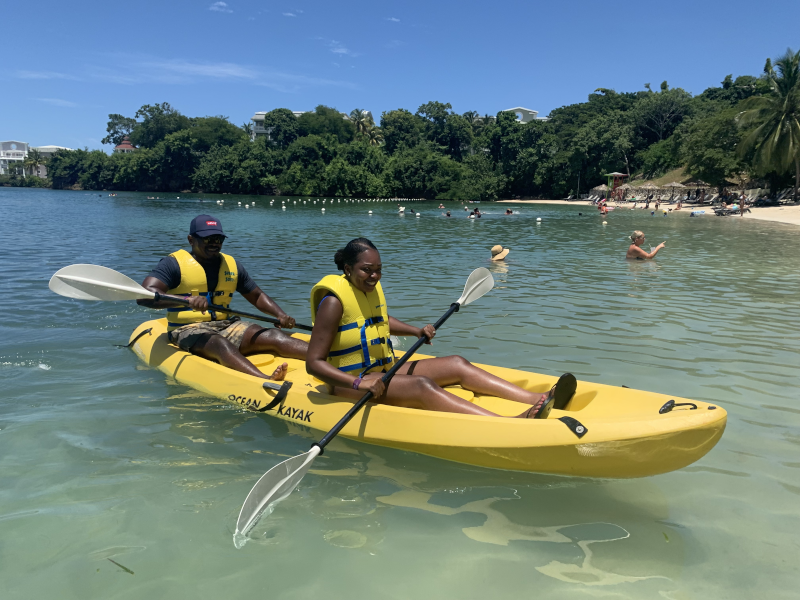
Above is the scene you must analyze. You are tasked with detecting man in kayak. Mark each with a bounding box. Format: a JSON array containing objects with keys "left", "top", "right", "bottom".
[
  {"left": 137, "top": 215, "right": 307, "bottom": 381},
  {"left": 306, "top": 237, "right": 577, "bottom": 418}
]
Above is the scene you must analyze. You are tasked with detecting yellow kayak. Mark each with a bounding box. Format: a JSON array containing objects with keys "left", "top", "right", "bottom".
[{"left": 129, "top": 318, "right": 726, "bottom": 478}]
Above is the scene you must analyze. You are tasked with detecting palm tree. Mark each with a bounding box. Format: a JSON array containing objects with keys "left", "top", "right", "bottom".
[
  {"left": 349, "top": 109, "right": 373, "bottom": 136},
  {"left": 24, "top": 149, "right": 43, "bottom": 178},
  {"left": 463, "top": 110, "right": 479, "bottom": 124},
  {"left": 738, "top": 48, "right": 800, "bottom": 201},
  {"left": 366, "top": 126, "right": 384, "bottom": 147}
]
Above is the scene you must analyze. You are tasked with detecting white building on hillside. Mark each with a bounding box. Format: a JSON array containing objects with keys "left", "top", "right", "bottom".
[
  {"left": 0, "top": 141, "right": 28, "bottom": 175},
  {"left": 31, "top": 145, "right": 72, "bottom": 178},
  {"left": 504, "top": 107, "right": 544, "bottom": 123},
  {"left": 0, "top": 142, "right": 73, "bottom": 177}
]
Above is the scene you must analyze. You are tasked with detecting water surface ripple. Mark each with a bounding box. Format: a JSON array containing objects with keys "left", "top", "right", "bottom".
[{"left": 2, "top": 188, "right": 799, "bottom": 599}]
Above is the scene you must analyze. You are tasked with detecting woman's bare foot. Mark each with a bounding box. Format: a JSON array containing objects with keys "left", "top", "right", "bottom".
[{"left": 269, "top": 362, "right": 289, "bottom": 381}]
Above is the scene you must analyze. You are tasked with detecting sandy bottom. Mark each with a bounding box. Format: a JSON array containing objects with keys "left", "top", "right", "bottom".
[{"left": 497, "top": 199, "right": 800, "bottom": 227}]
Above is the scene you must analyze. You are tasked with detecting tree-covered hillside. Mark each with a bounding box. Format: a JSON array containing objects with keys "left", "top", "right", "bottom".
[{"left": 33, "top": 48, "right": 800, "bottom": 200}]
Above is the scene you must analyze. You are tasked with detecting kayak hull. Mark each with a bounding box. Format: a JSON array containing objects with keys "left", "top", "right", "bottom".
[{"left": 129, "top": 319, "right": 726, "bottom": 478}]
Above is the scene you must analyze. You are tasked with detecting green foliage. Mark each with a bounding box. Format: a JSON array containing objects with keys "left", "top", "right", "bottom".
[
  {"left": 46, "top": 54, "right": 795, "bottom": 199},
  {"left": 380, "top": 109, "right": 421, "bottom": 154},
  {"left": 101, "top": 114, "right": 138, "bottom": 146},
  {"left": 738, "top": 48, "right": 800, "bottom": 199},
  {"left": 261, "top": 108, "right": 299, "bottom": 149},
  {"left": 684, "top": 108, "right": 748, "bottom": 188},
  {"left": 129, "top": 103, "right": 192, "bottom": 148},
  {"left": 190, "top": 116, "right": 246, "bottom": 152},
  {"left": 297, "top": 105, "right": 355, "bottom": 144}
]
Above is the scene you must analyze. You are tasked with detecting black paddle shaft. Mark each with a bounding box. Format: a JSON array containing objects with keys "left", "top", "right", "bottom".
[
  {"left": 314, "top": 302, "right": 461, "bottom": 451},
  {"left": 152, "top": 292, "right": 313, "bottom": 332}
]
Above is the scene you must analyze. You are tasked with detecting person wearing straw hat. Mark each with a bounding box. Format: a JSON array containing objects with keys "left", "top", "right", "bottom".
[{"left": 491, "top": 245, "right": 510, "bottom": 261}]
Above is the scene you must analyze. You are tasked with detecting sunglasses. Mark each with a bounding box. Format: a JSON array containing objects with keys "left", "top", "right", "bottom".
[{"left": 198, "top": 235, "right": 225, "bottom": 245}]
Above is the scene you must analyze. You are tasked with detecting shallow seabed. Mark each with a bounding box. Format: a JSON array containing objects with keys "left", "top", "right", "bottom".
[{"left": 2, "top": 188, "right": 799, "bottom": 599}]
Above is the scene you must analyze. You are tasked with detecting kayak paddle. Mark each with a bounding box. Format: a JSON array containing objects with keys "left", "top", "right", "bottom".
[
  {"left": 233, "top": 267, "right": 495, "bottom": 547},
  {"left": 49, "top": 264, "right": 313, "bottom": 332}
]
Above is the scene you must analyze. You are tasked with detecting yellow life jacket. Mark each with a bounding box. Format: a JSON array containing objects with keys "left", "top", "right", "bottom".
[
  {"left": 310, "top": 274, "right": 395, "bottom": 376},
  {"left": 166, "top": 249, "right": 238, "bottom": 332}
]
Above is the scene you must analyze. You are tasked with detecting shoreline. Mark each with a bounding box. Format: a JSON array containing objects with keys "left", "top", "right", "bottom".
[{"left": 497, "top": 199, "right": 800, "bottom": 227}]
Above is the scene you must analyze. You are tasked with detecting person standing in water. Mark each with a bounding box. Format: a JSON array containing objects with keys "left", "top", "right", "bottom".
[{"left": 626, "top": 230, "right": 665, "bottom": 260}]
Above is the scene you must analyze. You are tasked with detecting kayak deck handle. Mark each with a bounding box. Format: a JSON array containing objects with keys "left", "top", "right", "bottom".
[{"left": 659, "top": 400, "right": 698, "bottom": 414}]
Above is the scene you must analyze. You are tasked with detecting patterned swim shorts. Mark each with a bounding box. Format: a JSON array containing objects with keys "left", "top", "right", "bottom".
[{"left": 168, "top": 317, "right": 254, "bottom": 351}]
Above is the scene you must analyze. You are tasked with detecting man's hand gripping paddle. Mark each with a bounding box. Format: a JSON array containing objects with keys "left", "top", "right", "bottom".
[
  {"left": 233, "top": 267, "right": 494, "bottom": 548},
  {"left": 48, "top": 264, "right": 313, "bottom": 331}
]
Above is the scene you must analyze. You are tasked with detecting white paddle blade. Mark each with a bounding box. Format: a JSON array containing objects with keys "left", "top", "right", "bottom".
[
  {"left": 456, "top": 267, "right": 494, "bottom": 306},
  {"left": 49, "top": 264, "right": 154, "bottom": 302},
  {"left": 234, "top": 445, "right": 321, "bottom": 548}
]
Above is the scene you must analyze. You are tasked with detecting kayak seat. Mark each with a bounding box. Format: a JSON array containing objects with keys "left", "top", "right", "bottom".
[{"left": 443, "top": 386, "right": 475, "bottom": 402}]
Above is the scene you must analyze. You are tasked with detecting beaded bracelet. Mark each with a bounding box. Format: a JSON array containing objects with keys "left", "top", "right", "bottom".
[{"left": 352, "top": 377, "right": 362, "bottom": 390}]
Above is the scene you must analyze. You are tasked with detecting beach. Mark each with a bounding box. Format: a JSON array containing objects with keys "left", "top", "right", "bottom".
[{"left": 498, "top": 198, "right": 800, "bottom": 227}]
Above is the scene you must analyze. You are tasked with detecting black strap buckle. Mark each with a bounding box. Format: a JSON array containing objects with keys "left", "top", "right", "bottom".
[
  {"left": 558, "top": 416, "right": 588, "bottom": 438},
  {"left": 260, "top": 381, "right": 294, "bottom": 412}
]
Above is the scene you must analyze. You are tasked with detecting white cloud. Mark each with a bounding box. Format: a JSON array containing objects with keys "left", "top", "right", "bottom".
[
  {"left": 386, "top": 17, "right": 400, "bottom": 22},
  {"left": 329, "top": 40, "right": 358, "bottom": 56},
  {"left": 137, "top": 59, "right": 259, "bottom": 81},
  {"left": 16, "top": 70, "right": 81, "bottom": 81},
  {"left": 209, "top": 2, "right": 232, "bottom": 13},
  {"left": 36, "top": 98, "right": 78, "bottom": 108},
  {"left": 15, "top": 54, "right": 356, "bottom": 93},
  {"left": 283, "top": 12, "right": 296, "bottom": 17}
]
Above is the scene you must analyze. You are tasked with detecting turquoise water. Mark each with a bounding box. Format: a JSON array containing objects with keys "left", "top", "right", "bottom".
[{"left": 2, "top": 187, "right": 799, "bottom": 599}]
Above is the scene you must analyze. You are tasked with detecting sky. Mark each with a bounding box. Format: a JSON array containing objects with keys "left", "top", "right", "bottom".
[{"left": 3, "top": 0, "right": 799, "bottom": 151}]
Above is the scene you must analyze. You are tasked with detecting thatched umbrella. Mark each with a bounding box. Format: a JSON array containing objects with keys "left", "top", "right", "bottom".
[{"left": 592, "top": 183, "right": 608, "bottom": 191}]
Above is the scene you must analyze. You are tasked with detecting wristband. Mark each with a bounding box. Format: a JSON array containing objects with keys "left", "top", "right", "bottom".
[{"left": 352, "top": 377, "right": 362, "bottom": 390}]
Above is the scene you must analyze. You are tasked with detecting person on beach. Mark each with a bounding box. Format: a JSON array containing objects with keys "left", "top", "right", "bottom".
[
  {"left": 626, "top": 230, "right": 665, "bottom": 260},
  {"left": 306, "top": 238, "right": 577, "bottom": 419},
  {"left": 137, "top": 214, "right": 307, "bottom": 381}
]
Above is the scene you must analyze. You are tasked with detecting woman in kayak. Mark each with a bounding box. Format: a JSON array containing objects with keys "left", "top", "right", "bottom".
[
  {"left": 626, "top": 230, "right": 665, "bottom": 260},
  {"left": 306, "top": 238, "right": 576, "bottom": 418}
]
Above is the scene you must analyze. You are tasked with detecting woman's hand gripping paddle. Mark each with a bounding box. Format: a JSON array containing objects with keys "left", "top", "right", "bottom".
[
  {"left": 48, "top": 264, "right": 313, "bottom": 331},
  {"left": 233, "top": 268, "right": 495, "bottom": 548}
]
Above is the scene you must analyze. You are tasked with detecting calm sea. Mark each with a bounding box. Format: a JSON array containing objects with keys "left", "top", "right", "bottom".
[{"left": 2, "top": 188, "right": 799, "bottom": 599}]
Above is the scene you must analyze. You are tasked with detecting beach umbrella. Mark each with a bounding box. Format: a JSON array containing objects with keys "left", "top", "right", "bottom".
[{"left": 592, "top": 183, "right": 608, "bottom": 191}]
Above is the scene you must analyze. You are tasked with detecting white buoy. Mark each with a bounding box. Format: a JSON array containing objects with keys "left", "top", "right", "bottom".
[
  {"left": 293, "top": 201, "right": 296, "bottom": 204},
  {"left": 368, "top": 210, "right": 373, "bottom": 214},
  {"left": 536, "top": 217, "right": 542, "bottom": 221},
  {"left": 177, "top": 196, "right": 180, "bottom": 199},
  {"left": 245, "top": 205, "right": 249, "bottom": 209},
  {"left": 416, "top": 213, "right": 421, "bottom": 217},
  {"left": 603, "top": 221, "right": 608, "bottom": 225},
  {"left": 238, "top": 202, "right": 241, "bottom": 205},
  {"left": 321, "top": 208, "right": 325, "bottom": 212},
  {"left": 282, "top": 206, "right": 286, "bottom": 210}
]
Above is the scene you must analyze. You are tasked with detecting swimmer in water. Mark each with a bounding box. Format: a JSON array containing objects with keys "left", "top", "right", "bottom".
[
  {"left": 626, "top": 230, "right": 665, "bottom": 260},
  {"left": 505, "top": 209, "right": 513, "bottom": 215},
  {"left": 444, "top": 210, "right": 451, "bottom": 217}
]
